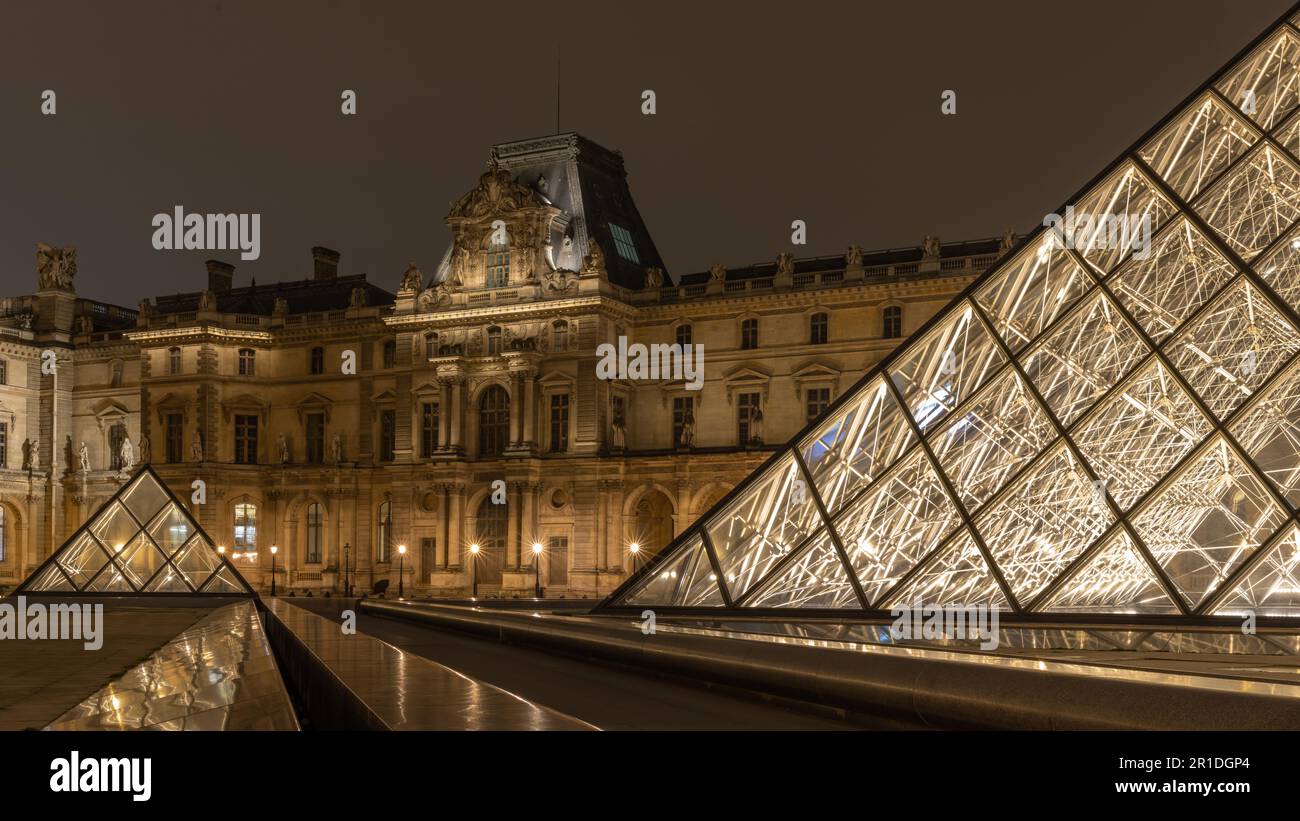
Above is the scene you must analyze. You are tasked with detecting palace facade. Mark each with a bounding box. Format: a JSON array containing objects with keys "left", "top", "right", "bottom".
[{"left": 0, "top": 133, "right": 1006, "bottom": 597}]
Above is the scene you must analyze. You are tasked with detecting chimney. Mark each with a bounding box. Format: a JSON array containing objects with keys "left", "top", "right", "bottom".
[
  {"left": 206, "top": 259, "right": 235, "bottom": 291},
  {"left": 312, "top": 246, "right": 340, "bottom": 279}
]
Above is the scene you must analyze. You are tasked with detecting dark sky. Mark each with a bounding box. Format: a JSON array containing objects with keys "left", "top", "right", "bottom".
[{"left": 0, "top": 0, "right": 1293, "bottom": 304}]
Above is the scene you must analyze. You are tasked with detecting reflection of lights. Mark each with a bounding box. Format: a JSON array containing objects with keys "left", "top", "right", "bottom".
[{"left": 709, "top": 573, "right": 718, "bottom": 581}]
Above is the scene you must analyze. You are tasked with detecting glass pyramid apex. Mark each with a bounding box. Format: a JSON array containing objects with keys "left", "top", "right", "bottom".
[
  {"left": 18, "top": 466, "right": 255, "bottom": 596},
  {"left": 601, "top": 3, "right": 1300, "bottom": 621}
]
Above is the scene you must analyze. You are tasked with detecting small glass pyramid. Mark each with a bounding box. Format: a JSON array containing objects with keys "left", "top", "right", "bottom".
[
  {"left": 19, "top": 466, "right": 254, "bottom": 596},
  {"left": 603, "top": 7, "right": 1300, "bottom": 619}
]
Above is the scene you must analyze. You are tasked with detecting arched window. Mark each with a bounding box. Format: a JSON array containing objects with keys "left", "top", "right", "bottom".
[
  {"left": 234, "top": 503, "right": 257, "bottom": 552},
  {"left": 478, "top": 385, "right": 510, "bottom": 456},
  {"left": 486, "top": 326, "right": 503, "bottom": 356},
  {"left": 377, "top": 501, "right": 392, "bottom": 563},
  {"left": 306, "top": 503, "right": 322, "bottom": 564},
  {"left": 676, "top": 324, "right": 692, "bottom": 348},
  {"left": 309, "top": 346, "right": 324, "bottom": 375},
  {"left": 883, "top": 305, "right": 903, "bottom": 339},
  {"left": 475, "top": 495, "right": 506, "bottom": 584},
  {"left": 810, "top": 312, "right": 829, "bottom": 344},
  {"left": 425, "top": 332, "right": 438, "bottom": 360},
  {"left": 486, "top": 237, "right": 510, "bottom": 287},
  {"left": 238, "top": 348, "right": 256, "bottom": 376},
  {"left": 168, "top": 347, "right": 182, "bottom": 375},
  {"left": 552, "top": 320, "right": 569, "bottom": 351}
]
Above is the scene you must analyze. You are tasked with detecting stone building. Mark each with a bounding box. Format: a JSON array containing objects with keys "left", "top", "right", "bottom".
[{"left": 0, "top": 133, "right": 1005, "bottom": 597}]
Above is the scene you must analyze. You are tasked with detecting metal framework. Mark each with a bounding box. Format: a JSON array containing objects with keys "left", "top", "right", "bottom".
[
  {"left": 600, "top": 3, "right": 1300, "bottom": 622},
  {"left": 18, "top": 465, "right": 255, "bottom": 595}
]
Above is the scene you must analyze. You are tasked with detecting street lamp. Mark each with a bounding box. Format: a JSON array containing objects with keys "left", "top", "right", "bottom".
[
  {"left": 343, "top": 542, "right": 351, "bottom": 597},
  {"left": 532, "top": 542, "right": 543, "bottom": 598},
  {"left": 270, "top": 545, "right": 278, "bottom": 596},
  {"left": 469, "top": 543, "right": 480, "bottom": 598},
  {"left": 629, "top": 542, "right": 641, "bottom": 572},
  {"left": 397, "top": 544, "right": 407, "bottom": 598}
]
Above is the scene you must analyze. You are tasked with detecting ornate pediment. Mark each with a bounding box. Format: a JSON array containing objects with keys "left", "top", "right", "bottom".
[
  {"left": 223, "top": 393, "right": 271, "bottom": 423},
  {"left": 295, "top": 392, "right": 334, "bottom": 424},
  {"left": 447, "top": 165, "right": 541, "bottom": 221}
]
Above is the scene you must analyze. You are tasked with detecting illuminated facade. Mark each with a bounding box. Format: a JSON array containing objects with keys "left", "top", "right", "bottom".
[{"left": 605, "top": 12, "right": 1300, "bottom": 619}]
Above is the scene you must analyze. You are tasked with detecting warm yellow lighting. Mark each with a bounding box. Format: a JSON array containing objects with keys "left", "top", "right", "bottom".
[
  {"left": 398, "top": 544, "right": 407, "bottom": 555},
  {"left": 270, "top": 545, "right": 278, "bottom": 555},
  {"left": 232, "top": 552, "right": 242, "bottom": 560},
  {"left": 532, "top": 542, "right": 543, "bottom": 555},
  {"left": 217, "top": 545, "right": 226, "bottom": 555},
  {"left": 629, "top": 543, "right": 641, "bottom": 555},
  {"left": 470, "top": 543, "right": 480, "bottom": 554}
]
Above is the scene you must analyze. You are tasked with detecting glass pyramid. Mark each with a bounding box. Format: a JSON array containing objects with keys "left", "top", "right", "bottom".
[
  {"left": 19, "top": 466, "right": 255, "bottom": 595},
  {"left": 603, "top": 6, "right": 1300, "bottom": 619}
]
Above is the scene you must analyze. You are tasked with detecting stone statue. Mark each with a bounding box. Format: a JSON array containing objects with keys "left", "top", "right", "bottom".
[
  {"left": 748, "top": 405, "right": 764, "bottom": 445},
  {"left": 709, "top": 263, "right": 727, "bottom": 283},
  {"left": 678, "top": 409, "right": 696, "bottom": 449},
  {"left": 76, "top": 315, "right": 94, "bottom": 335},
  {"left": 120, "top": 437, "right": 135, "bottom": 473},
  {"left": 138, "top": 434, "right": 150, "bottom": 465},
  {"left": 611, "top": 410, "right": 626, "bottom": 450},
  {"left": 78, "top": 441, "right": 90, "bottom": 473},
  {"left": 198, "top": 290, "right": 217, "bottom": 311},
  {"left": 21, "top": 438, "right": 33, "bottom": 472},
  {"left": 399, "top": 263, "right": 423, "bottom": 293},
  {"left": 36, "top": 243, "right": 77, "bottom": 290},
  {"left": 644, "top": 266, "right": 664, "bottom": 289},
  {"left": 999, "top": 227, "right": 1017, "bottom": 255},
  {"left": 541, "top": 267, "right": 578, "bottom": 296},
  {"left": 278, "top": 433, "right": 290, "bottom": 465},
  {"left": 776, "top": 252, "right": 795, "bottom": 277},
  {"left": 450, "top": 248, "right": 469, "bottom": 287},
  {"left": 846, "top": 245, "right": 864, "bottom": 267},
  {"left": 921, "top": 235, "right": 941, "bottom": 261},
  {"left": 349, "top": 286, "right": 366, "bottom": 308},
  {"left": 191, "top": 432, "right": 203, "bottom": 462},
  {"left": 331, "top": 432, "right": 343, "bottom": 464},
  {"left": 273, "top": 296, "right": 289, "bottom": 316},
  {"left": 582, "top": 243, "right": 605, "bottom": 275}
]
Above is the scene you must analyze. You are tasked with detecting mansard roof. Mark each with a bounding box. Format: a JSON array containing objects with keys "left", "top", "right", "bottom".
[{"left": 152, "top": 273, "right": 394, "bottom": 316}]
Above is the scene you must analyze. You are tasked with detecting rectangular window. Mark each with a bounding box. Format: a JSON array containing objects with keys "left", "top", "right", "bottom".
[
  {"left": 486, "top": 249, "right": 510, "bottom": 287},
  {"left": 108, "top": 424, "right": 126, "bottom": 471},
  {"left": 676, "top": 324, "right": 692, "bottom": 347},
  {"left": 305, "top": 413, "right": 326, "bottom": 464},
  {"left": 810, "top": 313, "right": 828, "bottom": 345},
  {"left": 421, "top": 402, "right": 439, "bottom": 457},
  {"left": 382, "top": 341, "right": 396, "bottom": 369},
  {"left": 807, "top": 388, "right": 832, "bottom": 422},
  {"left": 738, "top": 392, "right": 760, "bottom": 444},
  {"left": 310, "top": 347, "right": 324, "bottom": 375},
  {"left": 166, "top": 414, "right": 184, "bottom": 463},
  {"left": 234, "top": 415, "right": 259, "bottom": 464},
  {"left": 0, "top": 422, "right": 7, "bottom": 469},
  {"left": 673, "top": 396, "right": 694, "bottom": 446},
  {"left": 547, "top": 535, "right": 570, "bottom": 586},
  {"left": 238, "top": 349, "right": 255, "bottom": 376},
  {"left": 0, "top": 359, "right": 7, "bottom": 385},
  {"left": 234, "top": 503, "right": 257, "bottom": 551},
  {"left": 169, "top": 348, "right": 182, "bottom": 375},
  {"left": 381, "top": 410, "right": 396, "bottom": 462},
  {"left": 550, "top": 394, "right": 570, "bottom": 452},
  {"left": 421, "top": 537, "right": 436, "bottom": 573},
  {"left": 741, "top": 318, "right": 758, "bottom": 350},
  {"left": 883, "top": 305, "right": 903, "bottom": 339},
  {"left": 609, "top": 224, "right": 640, "bottom": 263}
]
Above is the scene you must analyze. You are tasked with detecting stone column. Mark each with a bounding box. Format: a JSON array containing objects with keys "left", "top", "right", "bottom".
[
  {"left": 449, "top": 380, "right": 464, "bottom": 451},
  {"left": 435, "top": 485, "right": 448, "bottom": 566},
  {"left": 522, "top": 373, "right": 537, "bottom": 447},
  {"left": 506, "top": 482, "right": 521, "bottom": 569},
  {"left": 439, "top": 379, "right": 452, "bottom": 449},
  {"left": 447, "top": 483, "right": 463, "bottom": 567},
  {"left": 604, "top": 480, "right": 624, "bottom": 569},
  {"left": 508, "top": 373, "right": 522, "bottom": 446}
]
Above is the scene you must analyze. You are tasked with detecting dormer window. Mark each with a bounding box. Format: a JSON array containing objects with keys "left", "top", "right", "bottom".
[
  {"left": 486, "top": 238, "right": 510, "bottom": 288},
  {"left": 609, "top": 224, "right": 639, "bottom": 263}
]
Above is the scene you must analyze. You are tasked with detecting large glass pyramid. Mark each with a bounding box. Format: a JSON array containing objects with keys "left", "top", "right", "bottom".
[
  {"left": 19, "top": 466, "right": 254, "bottom": 595},
  {"left": 604, "top": 6, "right": 1300, "bottom": 620}
]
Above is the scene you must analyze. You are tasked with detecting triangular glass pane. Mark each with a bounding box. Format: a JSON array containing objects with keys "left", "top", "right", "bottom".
[
  {"left": 172, "top": 535, "right": 221, "bottom": 589},
  {"left": 976, "top": 443, "right": 1114, "bottom": 604},
  {"left": 56, "top": 532, "right": 112, "bottom": 589},
  {"left": 1165, "top": 277, "right": 1300, "bottom": 420},
  {"left": 889, "top": 301, "right": 1006, "bottom": 433},
  {"left": 1273, "top": 108, "right": 1300, "bottom": 159},
  {"left": 118, "top": 533, "right": 168, "bottom": 589},
  {"left": 881, "top": 530, "right": 1008, "bottom": 610},
  {"left": 833, "top": 449, "right": 962, "bottom": 605},
  {"left": 746, "top": 530, "right": 859, "bottom": 609},
  {"left": 1194, "top": 144, "right": 1300, "bottom": 259},
  {"left": 1252, "top": 222, "right": 1300, "bottom": 309},
  {"left": 928, "top": 368, "right": 1056, "bottom": 512},
  {"left": 1022, "top": 290, "right": 1149, "bottom": 427},
  {"left": 1042, "top": 531, "right": 1179, "bottom": 614},
  {"left": 623, "top": 535, "right": 716, "bottom": 606},
  {"left": 1107, "top": 217, "right": 1237, "bottom": 342},
  {"left": 1232, "top": 357, "right": 1300, "bottom": 506},
  {"left": 89, "top": 501, "right": 141, "bottom": 554},
  {"left": 199, "top": 565, "right": 247, "bottom": 594},
  {"left": 1213, "top": 524, "right": 1300, "bottom": 616},
  {"left": 1138, "top": 93, "right": 1259, "bottom": 200},
  {"left": 1072, "top": 359, "right": 1213, "bottom": 511},
  {"left": 146, "top": 503, "right": 193, "bottom": 557},
  {"left": 799, "top": 376, "right": 915, "bottom": 515},
  {"left": 143, "top": 565, "right": 193, "bottom": 593},
  {"left": 1058, "top": 162, "right": 1175, "bottom": 276},
  {"left": 1215, "top": 28, "right": 1300, "bottom": 130},
  {"left": 26, "top": 563, "right": 75, "bottom": 592},
  {"left": 704, "top": 455, "right": 824, "bottom": 602},
  {"left": 87, "top": 562, "right": 134, "bottom": 592},
  {"left": 974, "top": 235, "right": 1093, "bottom": 352},
  {"left": 121, "top": 472, "right": 170, "bottom": 524},
  {"left": 1133, "top": 437, "right": 1288, "bottom": 609}
]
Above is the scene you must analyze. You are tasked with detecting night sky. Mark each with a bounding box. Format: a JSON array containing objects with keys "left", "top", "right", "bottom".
[{"left": 0, "top": 0, "right": 1292, "bottom": 305}]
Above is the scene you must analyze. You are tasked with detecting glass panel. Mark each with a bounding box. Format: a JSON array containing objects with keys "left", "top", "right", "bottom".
[
  {"left": 1056, "top": 162, "right": 1174, "bottom": 276},
  {"left": 143, "top": 565, "right": 193, "bottom": 593},
  {"left": 928, "top": 369, "right": 1056, "bottom": 512},
  {"left": 1213, "top": 524, "right": 1300, "bottom": 615},
  {"left": 89, "top": 501, "right": 141, "bottom": 554},
  {"left": 974, "top": 236, "right": 1092, "bottom": 352},
  {"left": 705, "top": 455, "right": 823, "bottom": 602},
  {"left": 87, "top": 562, "right": 133, "bottom": 592},
  {"left": 200, "top": 566, "right": 247, "bottom": 594},
  {"left": 1194, "top": 144, "right": 1300, "bottom": 258},
  {"left": 57, "top": 532, "right": 112, "bottom": 589},
  {"left": 1022, "top": 291, "right": 1149, "bottom": 427},
  {"left": 1165, "top": 277, "right": 1300, "bottom": 420},
  {"left": 833, "top": 449, "right": 962, "bottom": 606},
  {"left": 146, "top": 504, "right": 192, "bottom": 557},
  {"left": 1133, "top": 437, "right": 1288, "bottom": 609},
  {"left": 881, "top": 529, "right": 1008, "bottom": 610},
  {"left": 799, "top": 377, "right": 915, "bottom": 515},
  {"left": 25, "top": 563, "right": 74, "bottom": 592},
  {"left": 1252, "top": 222, "right": 1300, "bottom": 309},
  {"left": 118, "top": 533, "right": 168, "bottom": 589},
  {"left": 1232, "top": 357, "right": 1300, "bottom": 505},
  {"left": 1072, "top": 359, "right": 1213, "bottom": 511},
  {"left": 122, "top": 472, "right": 169, "bottom": 523},
  {"left": 172, "top": 536, "right": 220, "bottom": 590},
  {"left": 1215, "top": 29, "right": 1300, "bottom": 130},
  {"left": 1107, "top": 217, "right": 1237, "bottom": 342},
  {"left": 976, "top": 444, "right": 1115, "bottom": 605},
  {"left": 745, "top": 530, "right": 859, "bottom": 609},
  {"left": 1041, "top": 530, "right": 1178, "bottom": 614},
  {"left": 889, "top": 302, "right": 1006, "bottom": 434},
  {"left": 1139, "top": 93, "right": 1259, "bottom": 200},
  {"left": 623, "top": 536, "right": 723, "bottom": 607}
]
